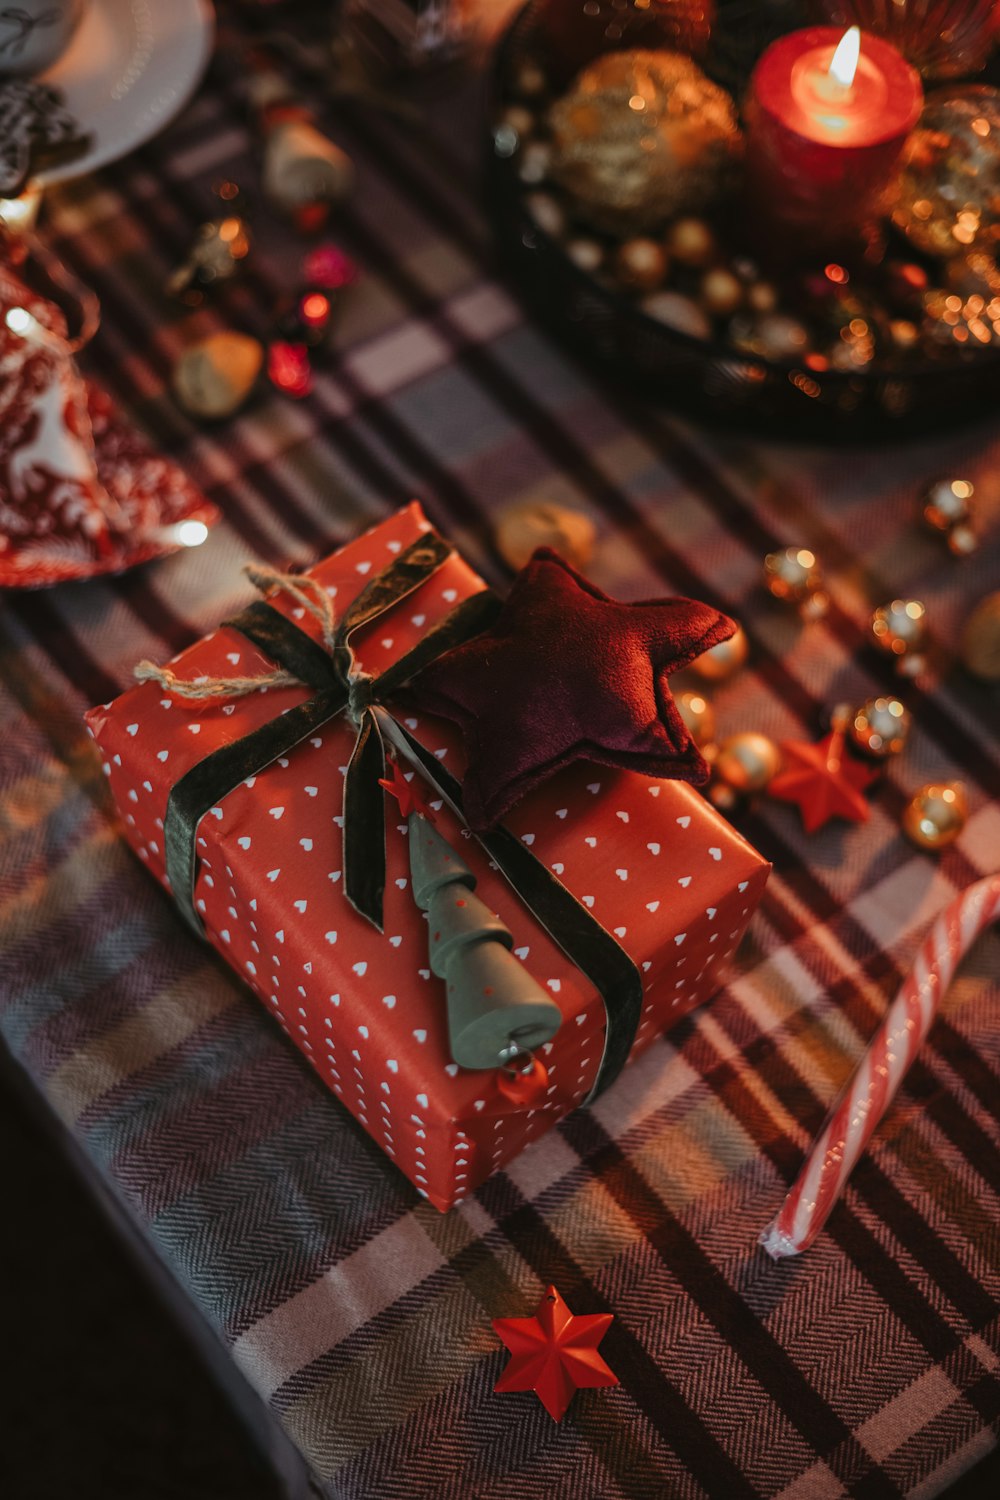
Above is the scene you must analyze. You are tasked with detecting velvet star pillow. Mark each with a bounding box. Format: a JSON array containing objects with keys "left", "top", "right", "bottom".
[{"left": 411, "top": 547, "right": 736, "bottom": 830}]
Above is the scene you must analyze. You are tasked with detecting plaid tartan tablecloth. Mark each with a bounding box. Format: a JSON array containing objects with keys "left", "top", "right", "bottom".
[{"left": 2, "top": 11, "right": 999, "bottom": 1498}]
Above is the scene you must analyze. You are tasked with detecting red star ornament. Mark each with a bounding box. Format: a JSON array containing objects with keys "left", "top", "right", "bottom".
[
  {"left": 413, "top": 548, "right": 736, "bottom": 830},
  {"left": 378, "top": 759, "right": 437, "bottom": 821},
  {"left": 493, "top": 1285, "right": 618, "bottom": 1421},
  {"left": 768, "top": 727, "right": 879, "bottom": 833}
]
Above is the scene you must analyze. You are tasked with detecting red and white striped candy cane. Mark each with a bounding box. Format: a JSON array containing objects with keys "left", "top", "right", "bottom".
[{"left": 761, "top": 873, "right": 1000, "bottom": 1259}]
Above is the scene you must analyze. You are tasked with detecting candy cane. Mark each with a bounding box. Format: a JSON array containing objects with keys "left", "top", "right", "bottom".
[{"left": 761, "top": 873, "right": 1000, "bottom": 1259}]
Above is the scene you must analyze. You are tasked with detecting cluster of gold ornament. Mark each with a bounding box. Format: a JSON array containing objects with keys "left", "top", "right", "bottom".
[
  {"left": 675, "top": 540, "right": 980, "bottom": 851},
  {"left": 691, "top": 676, "right": 966, "bottom": 849},
  {"left": 494, "top": 502, "right": 979, "bottom": 853}
]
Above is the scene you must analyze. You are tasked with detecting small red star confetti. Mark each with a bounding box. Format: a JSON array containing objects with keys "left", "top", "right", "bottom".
[
  {"left": 493, "top": 1285, "right": 618, "bottom": 1421},
  {"left": 378, "top": 759, "right": 437, "bottom": 822},
  {"left": 769, "top": 726, "right": 879, "bottom": 833}
]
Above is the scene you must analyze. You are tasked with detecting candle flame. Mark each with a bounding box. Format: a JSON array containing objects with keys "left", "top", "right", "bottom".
[{"left": 829, "top": 25, "right": 860, "bottom": 89}]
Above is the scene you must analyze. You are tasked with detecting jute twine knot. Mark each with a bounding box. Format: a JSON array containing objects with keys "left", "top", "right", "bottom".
[{"left": 134, "top": 565, "right": 355, "bottom": 702}]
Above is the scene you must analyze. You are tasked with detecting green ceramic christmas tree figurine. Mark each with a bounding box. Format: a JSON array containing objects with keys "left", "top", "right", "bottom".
[{"left": 408, "top": 812, "right": 563, "bottom": 1069}]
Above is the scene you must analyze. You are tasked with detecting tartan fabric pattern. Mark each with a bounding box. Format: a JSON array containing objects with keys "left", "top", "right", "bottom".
[{"left": 2, "top": 9, "right": 999, "bottom": 1496}]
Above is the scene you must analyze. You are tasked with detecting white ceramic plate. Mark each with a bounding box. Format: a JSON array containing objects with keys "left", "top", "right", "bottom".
[{"left": 33, "top": 0, "right": 214, "bottom": 186}]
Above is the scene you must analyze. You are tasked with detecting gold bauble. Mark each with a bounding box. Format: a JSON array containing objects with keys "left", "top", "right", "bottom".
[
  {"left": 713, "top": 732, "right": 781, "bottom": 794},
  {"left": 172, "top": 332, "right": 263, "bottom": 420},
  {"left": 871, "top": 598, "right": 927, "bottom": 676},
  {"left": 922, "top": 477, "right": 977, "bottom": 556},
  {"left": 849, "top": 696, "right": 912, "bottom": 758},
  {"left": 675, "top": 690, "right": 716, "bottom": 748},
  {"left": 615, "top": 236, "right": 668, "bottom": 291},
  {"left": 960, "top": 591, "right": 1000, "bottom": 681},
  {"left": 747, "top": 281, "right": 779, "bottom": 314},
  {"left": 922, "top": 476, "right": 973, "bottom": 529},
  {"left": 893, "top": 87, "right": 1000, "bottom": 257},
  {"left": 763, "top": 546, "right": 825, "bottom": 609},
  {"left": 494, "top": 500, "right": 596, "bottom": 573},
  {"left": 947, "top": 524, "right": 978, "bottom": 557},
  {"left": 701, "top": 267, "right": 743, "bottom": 317},
  {"left": 690, "top": 624, "right": 748, "bottom": 682},
  {"left": 548, "top": 49, "right": 742, "bottom": 236},
  {"left": 565, "top": 235, "right": 605, "bottom": 272},
  {"left": 902, "top": 781, "right": 968, "bottom": 851},
  {"left": 666, "top": 216, "right": 716, "bottom": 267}
]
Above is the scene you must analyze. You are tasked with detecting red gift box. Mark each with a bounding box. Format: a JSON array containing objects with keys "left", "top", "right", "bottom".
[{"left": 85, "top": 503, "right": 769, "bottom": 1210}]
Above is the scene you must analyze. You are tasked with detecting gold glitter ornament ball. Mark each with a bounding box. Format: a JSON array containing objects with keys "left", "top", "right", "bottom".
[
  {"left": 712, "top": 732, "right": 781, "bottom": 793},
  {"left": 902, "top": 781, "right": 968, "bottom": 851},
  {"left": 894, "top": 87, "right": 1000, "bottom": 258},
  {"left": 548, "top": 49, "right": 743, "bottom": 236}
]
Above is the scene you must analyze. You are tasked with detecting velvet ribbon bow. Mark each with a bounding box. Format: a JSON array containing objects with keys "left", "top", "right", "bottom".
[
  {"left": 159, "top": 533, "right": 490, "bottom": 933},
  {"left": 150, "top": 532, "right": 646, "bottom": 1096}
]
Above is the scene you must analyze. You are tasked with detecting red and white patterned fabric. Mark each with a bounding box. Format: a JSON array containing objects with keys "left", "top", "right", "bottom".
[{"left": 0, "top": 251, "right": 217, "bottom": 589}]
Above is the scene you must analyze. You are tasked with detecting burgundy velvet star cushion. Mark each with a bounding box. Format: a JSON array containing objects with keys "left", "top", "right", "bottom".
[{"left": 411, "top": 548, "right": 737, "bottom": 830}]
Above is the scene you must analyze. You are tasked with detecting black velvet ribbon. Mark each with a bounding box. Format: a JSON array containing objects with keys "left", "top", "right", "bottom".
[{"left": 162, "top": 531, "right": 644, "bottom": 1098}]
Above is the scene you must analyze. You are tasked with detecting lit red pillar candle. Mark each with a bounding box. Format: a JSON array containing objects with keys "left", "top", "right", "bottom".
[{"left": 745, "top": 26, "right": 923, "bottom": 257}]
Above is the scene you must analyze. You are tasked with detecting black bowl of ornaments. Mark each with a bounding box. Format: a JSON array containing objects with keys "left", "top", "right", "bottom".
[{"left": 486, "top": 0, "right": 1000, "bottom": 439}]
